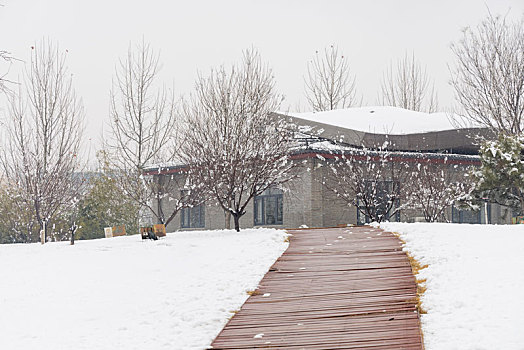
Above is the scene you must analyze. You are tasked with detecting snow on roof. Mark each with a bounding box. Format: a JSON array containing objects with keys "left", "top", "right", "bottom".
[
  {"left": 296, "top": 140, "right": 480, "bottom": 162},
  {"left": 288, "top": 106, "right": 459, "bottom": 135}
]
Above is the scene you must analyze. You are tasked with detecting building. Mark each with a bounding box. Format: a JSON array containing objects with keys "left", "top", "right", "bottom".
[{"left": 146, "top": 106, "right": 507, "bottom": 231}]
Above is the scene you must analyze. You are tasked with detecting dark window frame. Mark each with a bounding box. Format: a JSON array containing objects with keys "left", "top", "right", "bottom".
[
  {"left": 356, "top": 180, "right": 401, "bottom": 224},
  {"left": 451, "top": 202, "right": 491, "bottom": 224},
  {"left": 181, "top": 205, "right": 205, "bottom": 228},
  {"left": 254, "top": 189, "right": 283, "bottom": 226}
]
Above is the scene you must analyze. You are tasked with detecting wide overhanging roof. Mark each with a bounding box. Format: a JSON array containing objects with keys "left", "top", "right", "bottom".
[
  {"left": 277, "top": 107, "right": 492, "bottom": 154},
  {"left": 145, "top": 107, "right": 489, "bottom": 174}
]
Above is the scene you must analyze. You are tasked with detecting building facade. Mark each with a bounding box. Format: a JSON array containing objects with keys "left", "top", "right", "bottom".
[{"left": 146, "top": 108, "right": 508, "bottom": 231}]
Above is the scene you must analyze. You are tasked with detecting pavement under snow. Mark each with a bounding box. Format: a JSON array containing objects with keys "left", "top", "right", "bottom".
[
  {"left": 380, "top": 222, "right": 524, "bottom": 350},
  {"left": 0, "top": 228, "right": 288, "bottom": 350}
]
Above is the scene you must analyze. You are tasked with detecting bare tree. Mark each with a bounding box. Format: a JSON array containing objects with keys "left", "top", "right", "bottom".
[
  {"left": 0, "top": 51, "right": 9, "bottom": 92},
  {"left": 107, "top": 40, "right": 180, "bottom": 227},
  {"left": 304, "top": 45, "right": 358, "bottom": 111},
  {"left": 380, "top": 52, "right": 438, "bottom": 113},
  {"left": 0, "top": 49, "right": 21, "bottom": 96},
  {"left": 321, "top": 146, "right": 412, "bottom": 223},
  {"left": 450, "top": 13, "right": 524, "bottom": 135},
  {"left": 1, "top": 40, "right": 84, "bottom": 242},
  {"left": 141, "top": 166, "right": 208, "bottom": 227},
  {"left": 0, "top": 6, "right": 14, "bottom": 93},
  {"left": 406, "top": 161, "right": 473, "bottom": 222},
  {"left": 182, "top": 48, "right": 297, "bottom": 232}
]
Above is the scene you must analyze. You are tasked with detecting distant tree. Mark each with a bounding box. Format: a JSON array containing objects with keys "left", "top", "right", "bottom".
[
  {"left": 321, "top": 145, "right": 412, "bottom": 223},
  {"left": 467, "top": 134, "right": 524, "bottom": 215},
  {"left": 183, "top": 48, "right": 297, "bottom": 231},
  {"left": 380, "top": 52, "right": 438, "bottom": 113},
  {"left": 1, "top": 40, "right": 84, "bottom": 242},
  {"left": 107, "top": 40, "right": 182, "bottom": 228},
  {"left": 304, "top": 45, "right": 358, "bottom": 111},
  {"left": 0, "top": 178, "right": 81, "bottom": 244},
  {"left": 406, "top": 161, "right": 473, "bottom": 222},
  {"left": 0, "top": 184, "right": 37, "bottom": 243},
  {"left": 76, "top": 172, "right": 139, "bottom": 240},
  {"left": 450, "top": 13, "right": 524, "bottom": 134}
]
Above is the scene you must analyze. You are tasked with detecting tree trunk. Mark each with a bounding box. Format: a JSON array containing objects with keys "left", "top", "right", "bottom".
[
  {"left": 40, "top": 219, "right": 48, "bottom": 243},
  {"left": 136, "top": 209, "right": 141, "bottom": 236},
  {"left": 233, "top": 213, "right": 240, "bottom": 232},
  {"left": 70, "top": 223, "right": 77, "bottom": 245},
  {"left": 157, "top": 181, "right": 165, "bottom": 225},
  {"left": 165, "top": 209, "right": 179, "bottom": 228},
  {"left": 225, "top": 210, "right": 231, "bottom": 229}
]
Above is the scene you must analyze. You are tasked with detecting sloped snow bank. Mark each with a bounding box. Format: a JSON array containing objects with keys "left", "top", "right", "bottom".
[
  {"left": 0, "top": 228, "right": 288, "bottom": 350},
  {"left": 380, "top": 222, "right": 524, "bottom": 350}
]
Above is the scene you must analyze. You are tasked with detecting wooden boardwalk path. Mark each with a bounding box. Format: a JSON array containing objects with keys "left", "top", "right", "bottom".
[{"left": 210, "top": 226, "right": 423, "bottom": 349}]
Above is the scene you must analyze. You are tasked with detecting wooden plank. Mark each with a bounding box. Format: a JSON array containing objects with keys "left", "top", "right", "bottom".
[{"left": 210, "top": 227, "right": 423, "bottom": 349}]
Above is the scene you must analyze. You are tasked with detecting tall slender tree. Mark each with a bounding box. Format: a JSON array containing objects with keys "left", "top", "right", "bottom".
[
  {"left": 304, "top": 45, "right": 358, "bottom": 111},
  {"left": 380, "top": 52, "right": 438, "bottom": 113},
  {"left": 107, "top": 40, "right": 184, "bottom": 227},
  {"left": 1, "top": 40, "right": 84, "bottom": 242}
]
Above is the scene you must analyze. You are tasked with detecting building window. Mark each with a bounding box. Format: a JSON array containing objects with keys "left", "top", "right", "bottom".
[
  {"left": 254, "top": 188, "right": 283, "bottom": 225},
  {"left": 181, "top": 205, "right": 205, "bottom": 228},
  {"left": 356, "top": 180, "right": 401, "bottom": 224},
  {"left": 452, "top": 202, "right": 491, "bottom": 224}
]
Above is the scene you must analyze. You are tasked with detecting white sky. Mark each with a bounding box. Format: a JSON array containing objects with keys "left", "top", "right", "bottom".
[{"left": 1, "top": 0, "right": 523, "bottom": 154}]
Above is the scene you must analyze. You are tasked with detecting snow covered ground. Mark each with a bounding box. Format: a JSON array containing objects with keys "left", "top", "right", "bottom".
[
  {"left": 380, "top": 222, "right": 524, "bottom": 350},
  {"left": 0, "top": 228, "right": 288, "bottom": 350}
]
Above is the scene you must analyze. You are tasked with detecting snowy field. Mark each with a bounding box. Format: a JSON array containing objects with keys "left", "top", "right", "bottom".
[
  {"left": 380, "top": 222, "right": 524, "bottom": 350},
  {"left": 0, "top": 228, "right": 288, "bottom": 350}
]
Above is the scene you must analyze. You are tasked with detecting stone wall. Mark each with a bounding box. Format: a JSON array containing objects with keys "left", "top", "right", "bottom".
[{"left": 152, "top": 154, "right": 509, "bottom": 232}]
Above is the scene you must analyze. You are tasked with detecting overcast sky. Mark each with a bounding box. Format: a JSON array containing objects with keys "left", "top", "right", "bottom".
[{"left": 1, "top": 0, "right": 523, "bottom": 153}]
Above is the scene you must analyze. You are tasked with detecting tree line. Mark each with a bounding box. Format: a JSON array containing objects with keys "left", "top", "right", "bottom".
[
  {"left": 0, "top": 12, "right": 522, "bottom": 243},
  {"left": 320, "top": 13, "right": 524, "bottom": 221}
]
